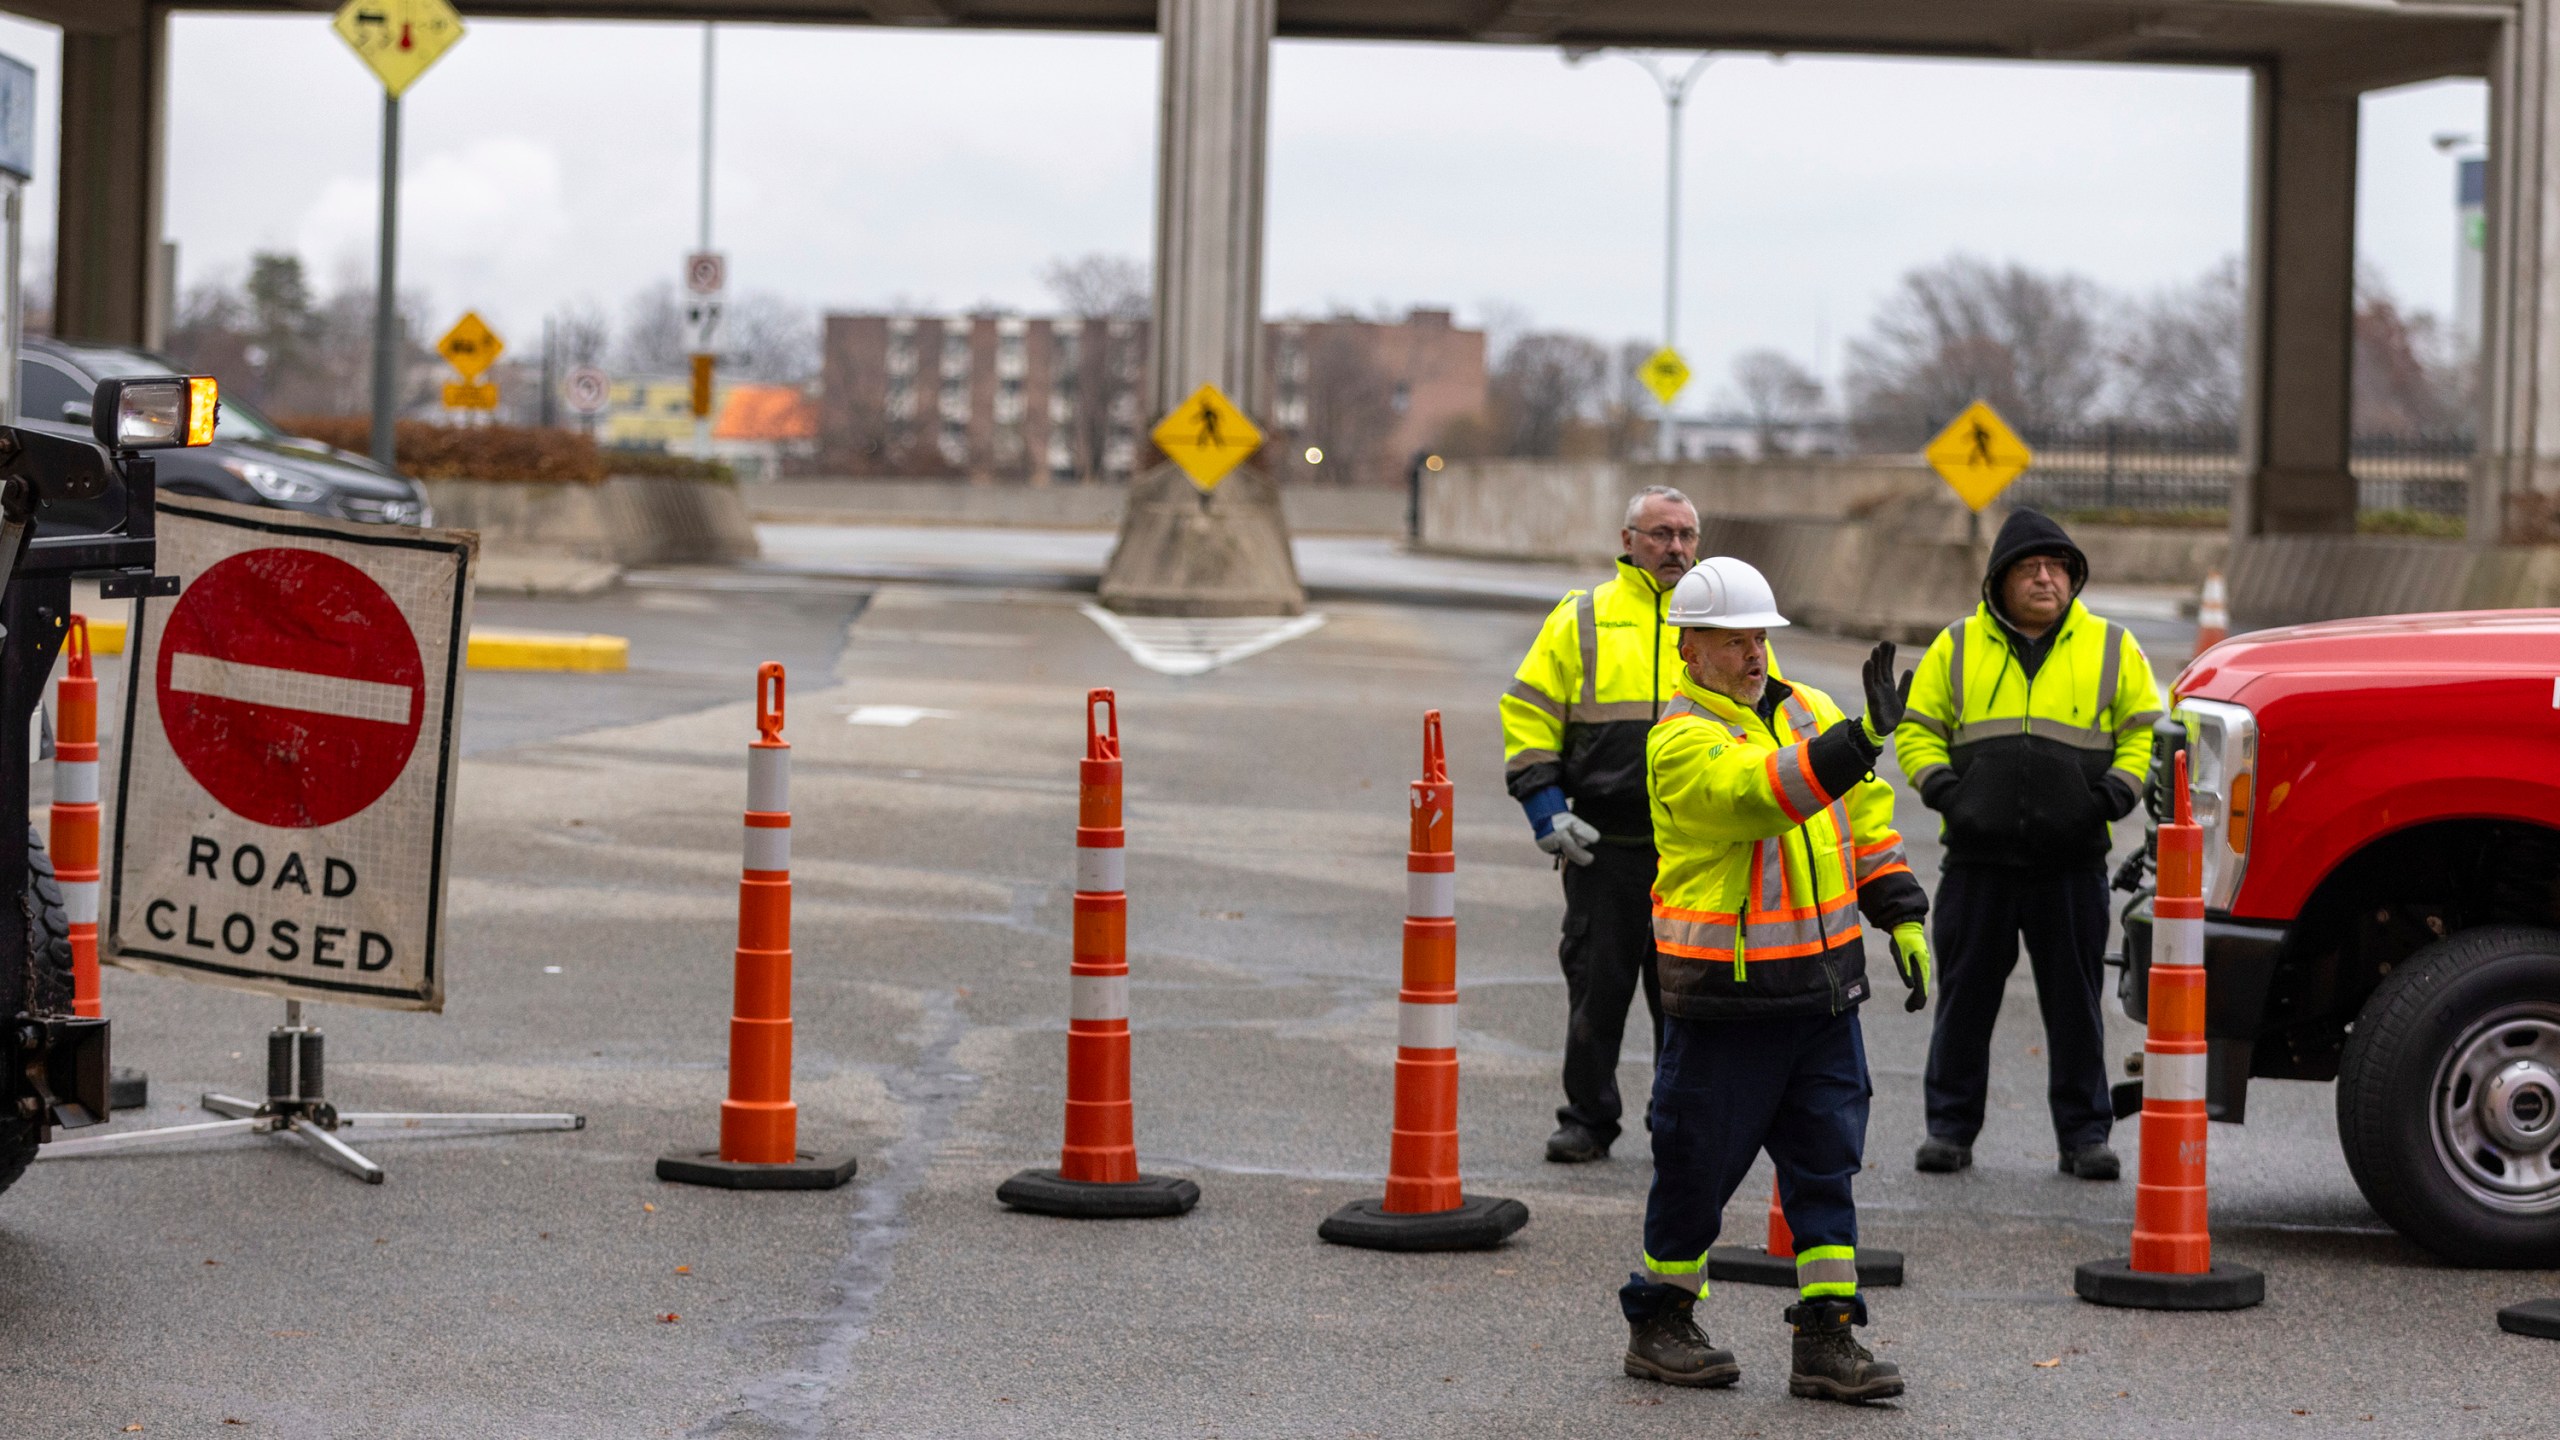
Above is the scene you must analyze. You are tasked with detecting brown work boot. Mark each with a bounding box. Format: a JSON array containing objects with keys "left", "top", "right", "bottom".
[
  {"left": 1785, "top": 1299, "right": 1903, "bottom": 1403},
  {"left": 1623, "top": 1287, "right": 1739, "bottom": 1388}
]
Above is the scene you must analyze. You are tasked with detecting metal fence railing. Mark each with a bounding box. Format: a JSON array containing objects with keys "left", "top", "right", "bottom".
[{"left": 1999, "top": 424, "right": 2474, "bottom": 517}]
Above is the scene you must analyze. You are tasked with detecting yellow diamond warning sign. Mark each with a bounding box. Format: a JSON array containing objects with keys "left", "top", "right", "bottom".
[
  {"left": 1151, "top": 384, "right": 1263, "bottom": 492},
  {"left": 1925, "top": 400, "right": 2034, "bottom": 512},
  {"left": 436, "top": 311, "right": 502, "bottom": 382},
  {"left": 332, "top": 0, "right": 466, "bottom": 99},
  {"left": 1639, "top": 347, "right": 1690, "bottom": 407}
]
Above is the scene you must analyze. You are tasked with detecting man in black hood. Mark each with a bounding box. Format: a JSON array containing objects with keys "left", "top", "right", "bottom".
[{"left": 1890, "top": 509, "right": 2164, "bottom": 1180}]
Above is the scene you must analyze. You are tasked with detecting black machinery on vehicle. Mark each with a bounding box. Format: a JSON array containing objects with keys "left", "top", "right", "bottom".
[{"left": 0, "top": 375, "right": 214, "bottom": 1194}]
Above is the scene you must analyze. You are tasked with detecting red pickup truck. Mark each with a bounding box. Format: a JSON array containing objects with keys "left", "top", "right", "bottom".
[{"left": 2120, "top": 611, "right": 2560, "bottom": 1267}]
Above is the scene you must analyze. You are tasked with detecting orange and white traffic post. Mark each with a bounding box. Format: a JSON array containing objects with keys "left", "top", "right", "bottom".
[
  {"left": 1000, "top": 689, "right": 1199, "bottom": 1218},
  {"left": 53, "top": 617, "right": 143, "bottom": 1109},
  {"left": 2193, "top": 572, "right": 2229, "bottom": 659},
  {"left": 2076, "top": 749, "right": 2262, "bottom": 1308},
  {"left": 659, "top": 662, "right": 857, "bottom": 1190},
  {"left": 1708, "top": 1175, "right": 1905, "bottom": 1287},
  {"left": 1321, "top": 710, "right": 1526, "bottom": 1251}
]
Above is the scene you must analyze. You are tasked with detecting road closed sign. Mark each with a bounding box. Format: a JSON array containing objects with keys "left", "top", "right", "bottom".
[{"left": 108, "top": 496, "right": 475, "bottom": 1011}]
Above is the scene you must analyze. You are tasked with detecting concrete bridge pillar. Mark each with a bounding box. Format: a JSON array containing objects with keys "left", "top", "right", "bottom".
[
  {"left": 1098, "top": 0, "right": 1306, "bottom": 616},
  {"left": 2475, "top": 2, "right": 2560, "bottom": 543},
  {"left": 51, "top": 1, "right": 168, "bottom": 349},
  {"left": 2234, "top": 65, "right": 2360, "bottom": 540}
]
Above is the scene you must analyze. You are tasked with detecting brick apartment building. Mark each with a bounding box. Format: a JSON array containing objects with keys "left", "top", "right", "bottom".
[{"left": 817, "top": 307, "right": 1485, "bottom": 488}]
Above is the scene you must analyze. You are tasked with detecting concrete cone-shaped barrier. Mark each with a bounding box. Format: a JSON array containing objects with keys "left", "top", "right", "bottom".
[{"left": 1320, "top": 712, "right": 1527, "bottom": 1252}]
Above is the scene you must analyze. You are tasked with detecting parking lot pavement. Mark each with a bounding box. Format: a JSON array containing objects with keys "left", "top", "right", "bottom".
[{"left": 0, "top": 577, "right": 2541, "bottom": 1438}]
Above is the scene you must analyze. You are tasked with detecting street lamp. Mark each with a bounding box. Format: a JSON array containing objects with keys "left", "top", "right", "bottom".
[{"left": 1565, "top": 46, "right": 1714, "bottom": 462}]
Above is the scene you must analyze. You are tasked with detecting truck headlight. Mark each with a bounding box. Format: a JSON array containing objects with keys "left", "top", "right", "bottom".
[
  {"left": 91, "top": 376, "right": 218, "bottom": 451},
  {"left": 220, "top": 459, "right": 326, "bottom": 504},
  {"left": 2176, "top": 697, "right": 2258, "bottom": 911}
]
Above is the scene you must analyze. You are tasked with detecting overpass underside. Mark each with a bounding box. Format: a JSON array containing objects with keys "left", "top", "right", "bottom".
[{"left": 19, "top": 0, "right": 2560, "bottom": 619}]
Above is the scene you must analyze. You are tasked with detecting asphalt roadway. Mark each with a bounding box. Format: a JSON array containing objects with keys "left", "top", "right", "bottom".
[{"left": 0, "top": 571, "right": 2551, "bottom": 1438}]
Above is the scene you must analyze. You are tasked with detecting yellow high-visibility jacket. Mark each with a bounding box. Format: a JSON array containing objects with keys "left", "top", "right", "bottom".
[
  {"left": 1501, "top": 558, "right": 1685, "bottom": 840},
  {"left": 1648, "top": 668, "right": 1927, "bottom": 1018},
  {"left": 1893, "top": 599, "right": 2163, "bottom": 869}
]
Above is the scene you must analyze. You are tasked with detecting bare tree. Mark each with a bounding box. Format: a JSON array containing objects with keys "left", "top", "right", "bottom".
[
  {"left": 1845, "top": 254, "right": 2109, "bottom": 445},
  {"left": 1291, "top": 323, "right": 1402, "bottom": 485},
  {"left": 1042, "top": 255, "right": 1150, "bottom": 482},
  {"left": 722, "top": 290, "right": 821, "bottom": 383},
  {"left": 1041, "top": 253, "right": 1149, "bottom": 320},
  {"left": 549, "top": 300, "right": 611, "bottom": 371},
  {"left": 1490, "top": 332, "right": 1609, "bottom": 457},
  {"left": 2354, "top": 267, "right": 2472, "bottom": 437},
  {"left": 2111, "top": 260, "right": 2243, "bottom": 429},
  {"left": 1731, "top": 349, "right": 1825, "bottom": 452},
  {"left": 616, "top": 282, "right": 689, "bottom": 375}
]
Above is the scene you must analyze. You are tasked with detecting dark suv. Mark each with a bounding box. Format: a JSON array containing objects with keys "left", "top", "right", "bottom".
[{"left": 19, "top": 338, "right": 432, "bottom": 528}]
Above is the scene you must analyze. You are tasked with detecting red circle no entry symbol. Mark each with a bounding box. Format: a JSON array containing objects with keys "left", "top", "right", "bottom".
[{"left": 157, "top": 547, "right": 425, "bottom": 829}]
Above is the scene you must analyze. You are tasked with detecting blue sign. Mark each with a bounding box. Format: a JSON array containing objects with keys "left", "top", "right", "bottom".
[{"left": 0, "top": 52, "right": 31, "bottom": 183}]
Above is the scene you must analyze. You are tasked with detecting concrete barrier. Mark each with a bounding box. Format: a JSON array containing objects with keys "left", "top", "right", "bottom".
[
  {"left": 423, "top": 474, "right": 760, "bottom": 568},
  {"left": 2225, "top": 535, "right": 2560, "bottom": 631},
  {"left": 744, "top": 477, "right": 1406, "bottom": 535}
]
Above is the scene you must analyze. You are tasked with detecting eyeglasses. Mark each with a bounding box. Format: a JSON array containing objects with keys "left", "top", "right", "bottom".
[
  {"left": 2012, "top": 556, "right": 2073, "bottom": 579},
  {"left": 1632, "top": 526, "right": 1700, "bottom": 546}
]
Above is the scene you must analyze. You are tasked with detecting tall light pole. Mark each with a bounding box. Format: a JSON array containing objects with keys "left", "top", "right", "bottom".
[
  {"left": 1566, "top": 47, "right": 1713, "bottom": 461},
  {"left": 695, "top": 22, "right": 717, "bottom": 462}
]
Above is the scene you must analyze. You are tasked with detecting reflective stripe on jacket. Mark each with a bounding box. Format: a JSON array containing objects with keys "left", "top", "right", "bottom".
[
  {"left": 1646, "top": 668, "right": 1925, "bottom": 1019},
  {"left": 1891, "top": 599, "right": 2163, "bottom": 869},
  {"left": 1501, "top": 557, "right": 1683, "bottom": 839}
]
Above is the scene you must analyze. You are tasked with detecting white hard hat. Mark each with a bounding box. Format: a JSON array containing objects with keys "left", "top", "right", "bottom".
[{"left": 1666, "top": 556, "right": 1790, "bottom": 630}]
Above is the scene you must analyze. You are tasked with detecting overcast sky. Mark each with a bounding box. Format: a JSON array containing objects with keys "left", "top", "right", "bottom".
[{"left": 0, "top": 11, "right": 2490, "bottom": 403}]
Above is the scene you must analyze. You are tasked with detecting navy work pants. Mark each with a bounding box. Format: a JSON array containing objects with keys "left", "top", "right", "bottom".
[
  {"left": 1555, "top": 842, "right": 1662, "bottom": 1145},
  {"left": 1922, "top": 863, "right": 2113, "bottom": 1152},
  {"left": 1628, "top": 1008, "right": 1870, "bottom": 1312}
]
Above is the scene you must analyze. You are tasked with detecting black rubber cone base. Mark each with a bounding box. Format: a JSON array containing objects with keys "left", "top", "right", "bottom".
[
  {"left": 108, "top": 1068, "right": 147, "bottom": 1111},
  {"left": 2498, "top": 1298, "right": 2560, "bottom": 1340},
  {"left": 1318, "top": 1195, "right": 1529, "bottom": 1252},
  {"left": 2075, "top": 1257, "right": 2263, "bottom": 1310},
  {"left": 1708, "top": 1245, "right": 1904, "bottom": 1288},
  {"left": 999, "top": 1168, "right": 1199, "bottom": 1219},
  {"left": 656, "top": 1149, "right": 857, "bottom": 1191}
]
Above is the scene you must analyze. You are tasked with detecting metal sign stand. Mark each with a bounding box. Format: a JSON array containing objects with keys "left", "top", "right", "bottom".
[{"left": 35, "top": 1000, "right": 582, "bottom": 1184}]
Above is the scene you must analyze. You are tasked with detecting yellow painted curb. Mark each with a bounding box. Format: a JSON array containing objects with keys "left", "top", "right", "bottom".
[
  {"left": 76, "top": 615, "right": 127, "bottom": 655},
  {"left": 468, "top": 630, "right": 630, "bottom": 673}
]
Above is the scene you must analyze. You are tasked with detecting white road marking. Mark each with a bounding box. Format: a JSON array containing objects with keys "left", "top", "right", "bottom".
[
  {"left": 846, "top": 705, "right": 957, "bottom": 727},
  {"left": 1079, "top": 604, "right": 1326, "bottom": 677},
  {"left": 166, "top": 652, "right": 414, "bottom": 725}
]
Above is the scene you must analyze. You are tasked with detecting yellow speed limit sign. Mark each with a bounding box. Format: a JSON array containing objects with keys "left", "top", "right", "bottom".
[{"left": 1925, "top": 400, "right": 2034, "bottom": 512}]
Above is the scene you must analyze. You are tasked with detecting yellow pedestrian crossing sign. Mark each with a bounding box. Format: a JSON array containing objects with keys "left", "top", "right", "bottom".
[
  {"left": 436, "top": 311, "right": 502, "bottom": 382},
  {"left": 1925, "top": 400, "right": 2034, "bottom": 512},
  {"left": 332, "top": 0, "right": 466, "bottom": 99},
  {"left": 1151, "top": 384, "right": 1263, "bottom": 492},
  {"left": 1640, "top": 347, "right": 1691, "bottom": 407}
]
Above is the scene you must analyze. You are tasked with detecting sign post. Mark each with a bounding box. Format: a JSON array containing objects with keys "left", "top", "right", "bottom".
[
  {"left": 333, "top": 0, "right": 466, "bottom": 471},
  {"left": 40, "top": 497, "right": 582, "bottom": 1183},
  {"left": 685, "top": 251, "right": 724, "bottom": 462}
]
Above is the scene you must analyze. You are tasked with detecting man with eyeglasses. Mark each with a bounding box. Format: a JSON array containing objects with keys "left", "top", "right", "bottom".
[
  {"left": 1501, "top": 484, "right": 1700, "bottom": 1164},
  {"left": 1892, "top": 508, "right": 2163, "bottom": 1182}
]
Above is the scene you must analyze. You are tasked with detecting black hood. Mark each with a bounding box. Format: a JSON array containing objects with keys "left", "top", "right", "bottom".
[{"left": 1981, "top": 507, "right": 2087, "bottom": 610}]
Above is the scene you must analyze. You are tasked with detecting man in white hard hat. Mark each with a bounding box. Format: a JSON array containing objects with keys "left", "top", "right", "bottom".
[
  {"left": 1616, "top": 556, "right": 1933, "bottom": 1405},
  {"left": 1500, "top": 485, "right": 1698, "bottom": 1163}
]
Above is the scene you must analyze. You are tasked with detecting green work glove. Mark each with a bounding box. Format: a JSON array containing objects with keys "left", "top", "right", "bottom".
[{"left": 1891, "top": 921, "right": 1932, "bottom": 1013}]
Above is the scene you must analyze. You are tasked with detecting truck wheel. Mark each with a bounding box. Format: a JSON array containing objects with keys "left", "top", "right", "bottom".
[
  {"left": 2338, "top": 924, "right": 2560, "bottom": 1267},
  {"left": 0, "top": 825, "right": 77, "bottom": 1197}
]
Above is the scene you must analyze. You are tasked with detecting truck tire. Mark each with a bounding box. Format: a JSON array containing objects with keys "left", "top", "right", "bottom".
[
  {"left": 2338, "top": 924, "right": 2560, "bottom": 1267},
  {"left": 0, "top": 825, "right": 76, "bottom": 1198}
]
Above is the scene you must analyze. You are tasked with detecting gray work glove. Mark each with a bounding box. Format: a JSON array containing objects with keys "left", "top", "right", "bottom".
[{"left": 1537, "top": 812, "right": 1601, "bottom": 867}]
